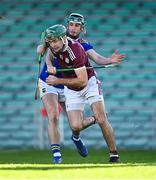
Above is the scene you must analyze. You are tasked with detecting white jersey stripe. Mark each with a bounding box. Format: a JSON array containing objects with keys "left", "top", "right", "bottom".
[
  {"left": 67, "top": 46, "right": 76, "bottom": 60},
  {"left": 67, "top": 46, "right": 75, "bottom": 60}
]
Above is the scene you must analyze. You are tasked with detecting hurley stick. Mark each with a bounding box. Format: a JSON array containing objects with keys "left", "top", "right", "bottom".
[{"left": 34, "top": 31, "right": 46, "bottom": 100}]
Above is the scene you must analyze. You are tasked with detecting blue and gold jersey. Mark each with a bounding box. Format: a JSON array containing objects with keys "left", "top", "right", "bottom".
[
  {"left": 39, "top": 38, "right": 93, "bottom": 89},
  {"left": 77, "top": 38, "right": 93, "bottom": 52}
]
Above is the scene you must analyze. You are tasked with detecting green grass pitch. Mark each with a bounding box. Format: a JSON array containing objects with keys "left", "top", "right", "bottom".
[{"left": 0, "top": 149, "right": 156, "bottom": 180}]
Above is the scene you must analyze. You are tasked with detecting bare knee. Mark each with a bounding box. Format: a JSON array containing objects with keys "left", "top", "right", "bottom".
[
  {"left": 70, "top": 122, "right": 82, "bottom": 132},
  {"left": 48, "top": 111, "right": 59, "bottom": 124}
]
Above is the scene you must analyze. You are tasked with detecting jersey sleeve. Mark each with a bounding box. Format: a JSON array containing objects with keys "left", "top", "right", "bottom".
[{"left": 78, "top": 38, "right": 93, "bottom": 52}]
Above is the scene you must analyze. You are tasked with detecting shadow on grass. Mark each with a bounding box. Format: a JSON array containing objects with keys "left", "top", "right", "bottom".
[
  {"left": 0, "top": 163, "right": 156, "bottom": 170},
  {"left": 0, "top": 149, "right": 156, "bottom": 167}
]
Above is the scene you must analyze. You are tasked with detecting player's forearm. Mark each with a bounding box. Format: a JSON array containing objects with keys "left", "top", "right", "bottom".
[
  {"left": 94, "top": 55, "right": 112, "bottom": 65},
  {"left": 46, "top": 58, "right": 53, "bottom": 68},
  {"left": 45, "top": 49, "right": 54, "bottom": 68},
  {"left": 56, "top": 78, "right": 87, "bottom": 89},
  {"left": 87, "top": 50, "right": 113, "bottom": 65}
]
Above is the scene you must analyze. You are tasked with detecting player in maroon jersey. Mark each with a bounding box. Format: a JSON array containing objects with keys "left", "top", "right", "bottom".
[{"left": 45, "top": 24, "right": 120, "bottom": 163}]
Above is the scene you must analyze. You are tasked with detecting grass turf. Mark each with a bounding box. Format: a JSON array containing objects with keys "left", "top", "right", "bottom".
[{"left": 0, "top": 149, "right": 156, "bottom": 180}]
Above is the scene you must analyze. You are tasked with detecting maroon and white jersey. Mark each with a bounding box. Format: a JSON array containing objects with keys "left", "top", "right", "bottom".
[{"left": 51, "top": 38, "right": 95, "bottom": 79}]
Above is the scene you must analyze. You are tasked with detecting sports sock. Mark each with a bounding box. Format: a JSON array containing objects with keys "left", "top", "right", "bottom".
[
  {"left": 109, "top": 150, "right": 119, "bottom": 157},
  {"left": 51, "top": 144, "right": 61, "bottom": 157},
  {"left": 72, "top": 134, "right": 80, "bottom": 141}
]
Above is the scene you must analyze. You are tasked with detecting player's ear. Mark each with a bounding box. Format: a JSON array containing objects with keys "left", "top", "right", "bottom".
[
  {"left": 61, "top": 35, "right": 67, "bottom": 45},
  {"left": 81, "top": 26, "right": 86, "bottom": 34}
]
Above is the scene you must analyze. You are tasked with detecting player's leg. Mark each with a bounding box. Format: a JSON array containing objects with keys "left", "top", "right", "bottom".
[
  {"left": 39, "top": 79, "right": 62, "bottom": 163},
  {"left": 90, "top": 100, "right": 119, "bottom": 162},
  {"left": 42, "top": 94, "right": 62, "bottom": 163},
  {"left": 64, "top": 87, "right": 96, "bottom": 131},
  {"left": 60, "top": 100, "right": 95, "bottom": 158},
  {"left": 64, "top": 87, "right": 95, "bottom": 157},
  {"left": 67, "top": 110, "right": 88, "bottom": 157},
  {"left": 86, "top": 76, "right": 119, "bottom": 162}
]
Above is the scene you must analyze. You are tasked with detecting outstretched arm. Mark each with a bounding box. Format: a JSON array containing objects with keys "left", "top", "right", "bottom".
[{"left": 87, "top": 49, "right": 125, "bottom": 65}]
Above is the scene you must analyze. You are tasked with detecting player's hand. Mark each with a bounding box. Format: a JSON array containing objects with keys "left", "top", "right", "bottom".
[
  {"left": 47, "top": 66, "right": 56, "bottom": 75},
  {"left": 110, "top": 50, "right": 125, "bottom": 64},
  {"left": 46, "top": 75, "right": 58, "bottom": 85},
  {"left": 37, "top": 44, "right": 46, "bottom": 55}
]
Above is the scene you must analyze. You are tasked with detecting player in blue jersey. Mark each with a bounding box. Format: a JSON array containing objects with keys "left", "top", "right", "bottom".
[{"left": 37, "top": 13, "right": 124, "bottom": 163}]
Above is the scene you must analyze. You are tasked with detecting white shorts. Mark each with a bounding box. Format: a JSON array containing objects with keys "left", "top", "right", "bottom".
[
  {"left": 64, "top": 76, "right": 105, "bottom": 111},
  {"left": 38, "top": 79, "right": 65, "bottom": 102}
]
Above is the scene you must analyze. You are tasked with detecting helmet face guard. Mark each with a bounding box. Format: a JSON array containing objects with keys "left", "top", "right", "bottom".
[
  {"left": 45, "top": 24, "right": 66, "bottom": 42},
  {"left": 67, "top": 13, "right": 85, "bottom": 26}
]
